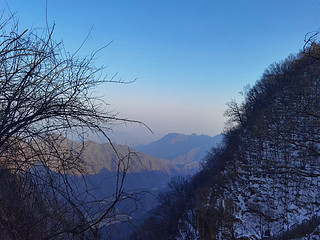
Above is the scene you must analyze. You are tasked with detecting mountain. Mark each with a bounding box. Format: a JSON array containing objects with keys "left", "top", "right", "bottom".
[
  {"left": 70, "top": 141, "right": 183, "bottom": 239},
  {"left": 82, "top": 141, "right": 179, "bottom": 175},
  {"left": 43, "top": 139, "right": 180, "bottom": 201},
  {"left": 43, "top": 134, "right": 223, "bottom": 239},
  {"left": 135, "top": 47, "right": 320, "bottom": 239},
  {"left": 81, "top": 141, "right": 180, "bottom": 199},
  {"left": 79, "top": 136, "right": 223, "bottom": 239},
  {"left": 134, "top": 133, "right": 223, "bottom": 173}
]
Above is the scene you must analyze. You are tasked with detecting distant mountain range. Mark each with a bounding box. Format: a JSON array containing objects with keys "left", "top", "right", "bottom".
[
  {"left": 81, "top": 141, "right": 180, "bottom": 194},
  {"left": 82, "top": 133, "right": 222, "bottom": 177},
  {"left": 83, "top": 141, "right": 179, "bottom": 175},
  {"left": 134, "top": 133, "right": 223, "bottom": 173},
  {"left": 61, "top": 133, "right": 222, "bottom": 239}
]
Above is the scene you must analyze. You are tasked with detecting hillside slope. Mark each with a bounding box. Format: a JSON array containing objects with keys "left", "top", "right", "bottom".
[
  {"left": 135, "top": 133, "right": 222, "bottom": 173},
  {"left": 136, "top": 47, "right": 320, "bottom": 239},
  {"left": 191, "top": 50, "right": 320, "bottom": 239},
  {"left": 81, "top": 141, "right": 181, "bottom": 200},
  {"left": 82, "top": 141, "right": 179, "bottom": 175}
]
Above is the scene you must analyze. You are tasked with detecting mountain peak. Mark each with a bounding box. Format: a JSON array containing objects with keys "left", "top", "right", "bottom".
[
  {"left": 134, "top": 133, "right": 223, "bottom": 173},
  {"left": 168, "top": 133, "right": 189, "bottom": 144}
]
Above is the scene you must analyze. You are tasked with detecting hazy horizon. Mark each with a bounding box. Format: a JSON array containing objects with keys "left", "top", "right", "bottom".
[
  {"left": 4, "top": 0, "right": 320, "bottom": 144},
  {"left": 89, "top": 125, "right": 222, "bottom": 147}
]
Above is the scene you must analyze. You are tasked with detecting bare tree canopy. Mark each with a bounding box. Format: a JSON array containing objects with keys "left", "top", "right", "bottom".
[{"left": 0, "top": 13, "right": 144, "bottom": 239}]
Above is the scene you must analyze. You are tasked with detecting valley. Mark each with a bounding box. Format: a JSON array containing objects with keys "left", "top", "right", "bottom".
[{"left": 73, "top": 133, "right": 222, "bottom": 239}]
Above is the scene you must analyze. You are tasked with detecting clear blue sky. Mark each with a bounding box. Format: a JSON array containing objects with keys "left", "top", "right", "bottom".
[{"left": 2, "top": 0, "right": 320, "bottom": 144}]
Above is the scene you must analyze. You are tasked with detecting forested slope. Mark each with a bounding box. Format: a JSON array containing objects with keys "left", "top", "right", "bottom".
[{"left": 135, "top": 45, "right": 320, "bottom": 239}]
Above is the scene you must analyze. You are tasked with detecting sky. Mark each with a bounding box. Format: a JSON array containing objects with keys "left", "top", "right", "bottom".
[{"left": 2, "top": 0, "right": 320, "bottom": 145}]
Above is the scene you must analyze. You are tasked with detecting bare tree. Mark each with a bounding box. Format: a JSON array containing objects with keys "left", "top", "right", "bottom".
[
  {"left": 0, "top": 13, "right": 146, "bottom": 239},
  {"left": 303, "top": 29, "right": 320, "bottom": 58}
]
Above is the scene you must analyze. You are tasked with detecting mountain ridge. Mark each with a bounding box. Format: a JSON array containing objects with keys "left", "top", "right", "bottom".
[
  {"left": 134, "top": 133, "right": 223, "bottom": 173},
  {"left": 76, "top": 141, "right": 181, "bottom": 176},
  {"left": 134, "top": 47, "right": 320, "bottom": 239}
]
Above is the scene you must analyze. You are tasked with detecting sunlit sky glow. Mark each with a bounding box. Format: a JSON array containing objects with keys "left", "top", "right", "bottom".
[{"left": 2, "top": 0, "right": 320, "bottom": 145}]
